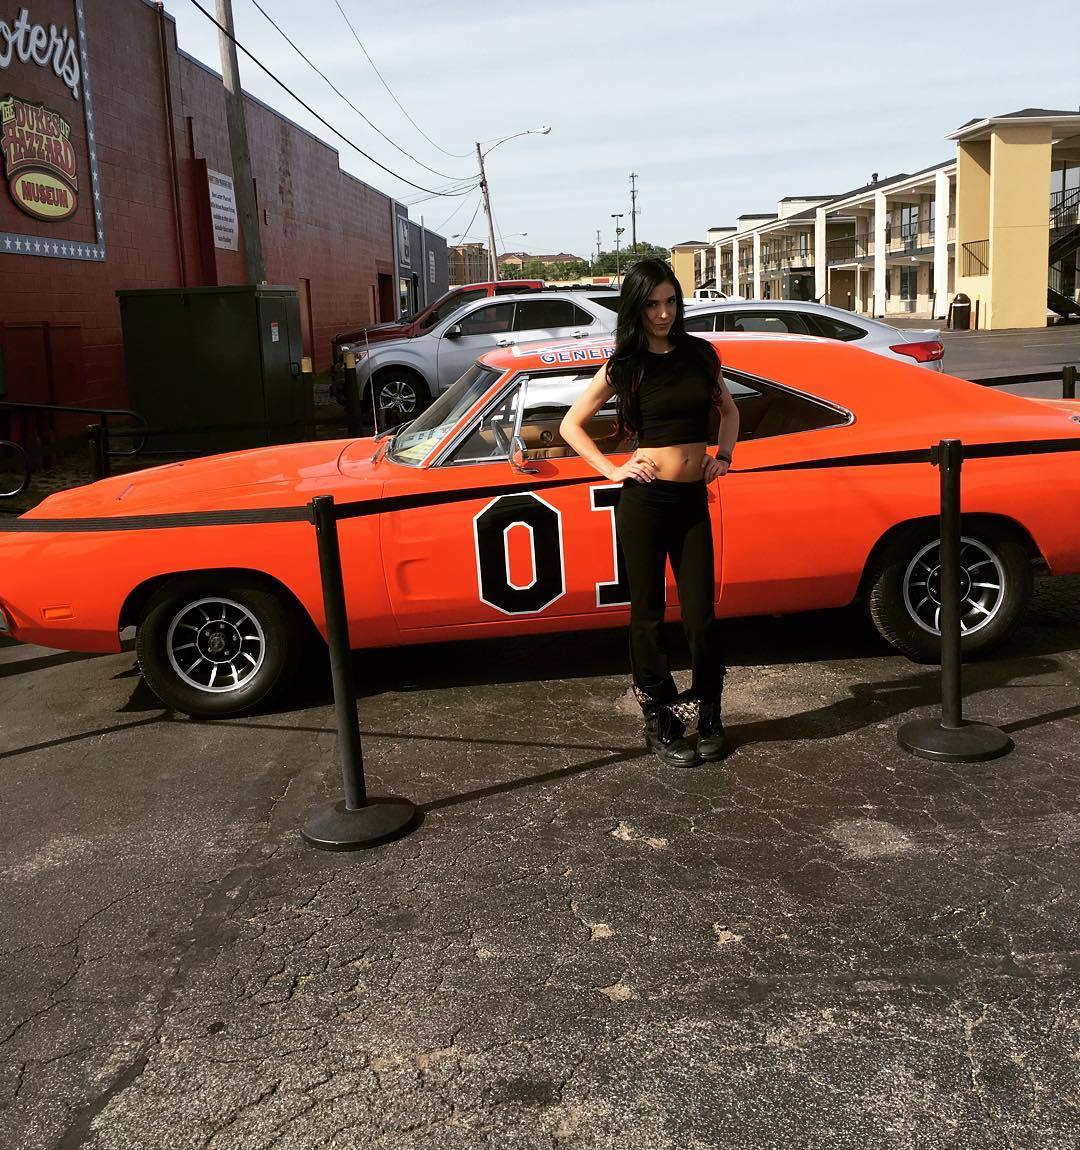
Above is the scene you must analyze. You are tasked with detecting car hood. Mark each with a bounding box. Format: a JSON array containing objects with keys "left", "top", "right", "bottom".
[{"left": 23, "top": 438, "right": 386, "bottom": 520}]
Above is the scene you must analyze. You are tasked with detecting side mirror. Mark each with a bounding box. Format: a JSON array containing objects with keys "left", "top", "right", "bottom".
[
  {"left": 510, "top": 435, "right": 538, "bottom": 474},
  {"left": 444, "top": 324, "right": 463, "bottom": 340}
]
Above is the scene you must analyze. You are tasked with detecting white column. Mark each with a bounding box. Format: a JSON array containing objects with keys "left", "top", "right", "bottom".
[
  {"left": 933, "top": 170, "right": 950, "bottom": 318},
  {"left": 752, "top": 232, "right": 762, "bottom": 299},
  {"left": 714, "top": 241, "right": 723, "bottom": 291},
  {"left": 873, "top": 190, "right": 887, "bottom": 317},
  {"left": 815, "top": 207, "right": 827, "bottom": 301},
  {"left": 731, "top": 237, "right": 741, "bottom": 296}
]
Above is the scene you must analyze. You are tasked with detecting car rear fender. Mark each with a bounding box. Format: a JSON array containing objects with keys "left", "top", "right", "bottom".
[{"left": 854, "top": 513, "right": 1047, "bottom": 602}]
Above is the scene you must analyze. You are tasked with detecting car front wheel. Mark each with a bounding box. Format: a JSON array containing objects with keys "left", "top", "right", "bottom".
[
  {"left": 136, "top": 576, "right": 303, "bottom": 717},
  {"left": 866, "top": 522, "right": 1033, "bottom": 661},
  {"left": 371, "top": 370, "right": 429, "bottom": 422}
]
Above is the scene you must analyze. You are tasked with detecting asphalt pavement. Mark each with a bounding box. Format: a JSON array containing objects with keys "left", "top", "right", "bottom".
[{"left": 2, "top": 324, "right": 1080, "bottom": 1148}]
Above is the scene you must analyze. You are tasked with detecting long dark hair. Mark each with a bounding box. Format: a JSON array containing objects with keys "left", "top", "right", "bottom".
[{"left": 607, "top": 259, "right": 720, "bottom": 439}]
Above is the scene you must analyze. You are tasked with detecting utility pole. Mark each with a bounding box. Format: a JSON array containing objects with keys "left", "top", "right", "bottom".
[
  {"left": 595, "top": 229, "right": 602, "bottom": 269},
  {"left": 475, "top": 142, "right": 499, "bottom": 282},
  {"left": 629, "top": 172, "right": 639, "bottom": 255},
  {"left": 215, "top": 0, "right": 265, "bottom": 283},
  {"left": 612, "top": 213, "right": 624, "bottom": 283}
]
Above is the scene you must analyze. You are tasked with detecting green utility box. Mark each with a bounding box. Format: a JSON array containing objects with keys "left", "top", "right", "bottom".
[{"left": 116, "top": 285, "right": 306, "bottom": 453}]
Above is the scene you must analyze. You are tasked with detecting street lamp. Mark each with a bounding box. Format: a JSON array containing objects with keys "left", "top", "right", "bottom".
[
  {"left": 475, "top": 127, "right": 551, "bottom": 281},
  {"left": 612, "top": 213, "right": 625, "bottom": 283}
]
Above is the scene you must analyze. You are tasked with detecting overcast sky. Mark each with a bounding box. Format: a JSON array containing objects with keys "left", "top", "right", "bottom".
[{"left": 162, "top": 0, "right": 1079, "bottom": 260}]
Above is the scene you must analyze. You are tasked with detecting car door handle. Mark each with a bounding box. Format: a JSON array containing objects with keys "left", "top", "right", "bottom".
[
  {"left": 496, "top": 338, "right": 516, "bottom": 347},
  {"left": 571, "top": 330, "right": 588, "bottom": 338}
]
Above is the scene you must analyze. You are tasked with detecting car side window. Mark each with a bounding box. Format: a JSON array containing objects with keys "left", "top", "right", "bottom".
[
  {"left": 571, "top": 304, "right": 597, "bottom": 326},
  {"left": 684, "top": 312, "right": 716, "bottom": 332},
  {"left": 512, "top": 299, "right": 577, "bottom": 331},
  {"left": 454, "top": 302, "right": 515, "bottom": 336},
  {"left": 805, "top": 313, "right": 868, "bottom": 341},
  {"left": 518, "top": 372, "right": 627, "bottom": 459},
  {"left": 724, "top": 369, "right": 849, "bottom": 441},
  {"left": 422, "top": 288, "right": 485, "bottom": 329},
  {"left": 728, "top": 312, "right": 811, "bottom": 335},
  {"left": 447, "top": 385, "right": 522, "bottom": 464}
]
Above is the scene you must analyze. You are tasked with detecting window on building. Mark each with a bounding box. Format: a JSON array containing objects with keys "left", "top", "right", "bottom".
[
  {"left": 900, "top": 266, "right": 918, "bottom": 300},
  {"left": 900, "top": 204, "right": 920, "bottom": 240}
]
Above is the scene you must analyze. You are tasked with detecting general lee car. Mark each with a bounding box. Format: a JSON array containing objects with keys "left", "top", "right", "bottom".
[{"left": 1, "top": 334, "right": 1078, "bottom": 718}]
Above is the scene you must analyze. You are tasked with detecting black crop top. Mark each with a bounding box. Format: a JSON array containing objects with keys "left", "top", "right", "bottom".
[{"left": 636, "top": 342, "right": 716, "bottom": 448}]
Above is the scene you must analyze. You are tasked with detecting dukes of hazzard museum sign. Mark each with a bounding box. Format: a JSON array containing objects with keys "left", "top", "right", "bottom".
[{"left": 0, "top": 1, "right": 104, "bottom": 260}]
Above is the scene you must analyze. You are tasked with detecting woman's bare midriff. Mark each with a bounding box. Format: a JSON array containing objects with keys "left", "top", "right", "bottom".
[{"left": 635, "top": 442, "right": 708, "bottom": 481}]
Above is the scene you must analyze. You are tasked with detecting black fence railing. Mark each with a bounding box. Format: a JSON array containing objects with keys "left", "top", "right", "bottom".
[
  {"left": 961, "top": 239, "right": 989, "bottom": 276},
  {"left": 826, "top": 232, "right": 872, "bottom": 263}
]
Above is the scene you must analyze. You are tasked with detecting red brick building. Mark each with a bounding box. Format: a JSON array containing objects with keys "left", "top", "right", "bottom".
[{"left": 0, "top": 0, "right": 402, "bottom": 420}]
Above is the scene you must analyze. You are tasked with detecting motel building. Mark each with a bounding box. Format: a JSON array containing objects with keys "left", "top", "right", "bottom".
[{"left": 672, "top": 108, "right": 1080, "bottom": 330}]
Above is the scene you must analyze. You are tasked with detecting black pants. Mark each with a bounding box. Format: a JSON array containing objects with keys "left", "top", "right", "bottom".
[{"left": 615, "top": 477, "right": 726, "bottom": 702}]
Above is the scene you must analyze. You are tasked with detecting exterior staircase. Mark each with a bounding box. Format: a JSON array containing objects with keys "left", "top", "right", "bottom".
[{"left": 1048, "top": 188, "right": 1080, "bottom": 320}]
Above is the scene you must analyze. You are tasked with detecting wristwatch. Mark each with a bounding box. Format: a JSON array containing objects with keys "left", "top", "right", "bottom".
[{"left": 716, "top": 450, "right": 732, "bottom": 464}]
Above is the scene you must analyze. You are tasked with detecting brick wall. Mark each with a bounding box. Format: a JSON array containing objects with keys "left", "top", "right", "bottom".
[{"left": 0, "top": 0, "right": 395, "bottom": 415}]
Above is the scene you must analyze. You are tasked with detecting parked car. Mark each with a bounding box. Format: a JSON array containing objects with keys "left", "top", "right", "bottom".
[
  {"left": 689, "top": 288, "right": 741, "bottom": 301},
  {"left": 682, "top": 298, "right": 945, "bottom": 369},
  {"left": 340, "top": 290, "right": 620, "bottom": 422},
  {"left": 3, "top": 334, "right": 1078, "bottom": 717},
  {"left": 330, "top": 279, "right": 545, "bottom": 361}
]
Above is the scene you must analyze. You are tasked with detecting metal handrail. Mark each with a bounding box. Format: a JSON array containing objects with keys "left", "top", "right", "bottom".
[
  {"left": 961, "top": 239, "right": 989, "bottom": 276},
  {"left": 0, "top": 439, "right": 30, "bottom": 498},
  {"left": 0, "top": 400, "right": 147, "bottom": 456}
]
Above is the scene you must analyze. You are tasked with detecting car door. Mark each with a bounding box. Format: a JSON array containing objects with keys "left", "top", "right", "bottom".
[
  {"left": 380, "top": 369, "right": 722, "bottom": 635},
  {"left": 434, "top": 301, "right": 516, "bottom": 391}
]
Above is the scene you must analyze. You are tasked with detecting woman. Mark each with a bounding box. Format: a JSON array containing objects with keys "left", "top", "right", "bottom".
[{"left": 560, "top": 260, "right": 739, "bottom": 766}]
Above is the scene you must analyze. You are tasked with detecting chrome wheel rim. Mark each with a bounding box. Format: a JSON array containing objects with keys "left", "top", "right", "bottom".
[
  {"left": 166, "top": 597, "right": 266, "bottom": 694},
  {"left": 903, "top": 536, "right": 1006, "bottom": 637},
  {"left": 378, "top": 379, "right": 417, "bottom": 417}
]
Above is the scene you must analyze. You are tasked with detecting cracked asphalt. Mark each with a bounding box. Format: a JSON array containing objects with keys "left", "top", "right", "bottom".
[{"left": 1, "top": 574, "right": 1079, "bottom": 1149}]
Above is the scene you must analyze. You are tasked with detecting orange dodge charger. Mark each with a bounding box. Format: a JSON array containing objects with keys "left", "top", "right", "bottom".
[{"left": 2, "top": 333, "right": 1078, "bottom": 717}]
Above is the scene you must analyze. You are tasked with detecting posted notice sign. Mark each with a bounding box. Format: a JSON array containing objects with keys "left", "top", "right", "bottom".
[{"left": 208, "top": 168, "right": 238, "bottom": 250}]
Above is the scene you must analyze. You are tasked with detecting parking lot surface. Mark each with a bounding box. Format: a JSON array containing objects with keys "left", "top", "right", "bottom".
[{"left": 2, "top": 573, "right": 1080, "bottom": 1149}]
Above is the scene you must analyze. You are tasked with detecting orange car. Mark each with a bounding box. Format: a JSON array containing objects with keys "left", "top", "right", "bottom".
[{"left": 2, "top": 334, "right": 1078, "bottom": 717}]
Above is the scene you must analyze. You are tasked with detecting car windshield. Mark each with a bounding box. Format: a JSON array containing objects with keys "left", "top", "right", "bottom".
[{"left": 388, "top": 364, "right": 501, "bottom": 465}]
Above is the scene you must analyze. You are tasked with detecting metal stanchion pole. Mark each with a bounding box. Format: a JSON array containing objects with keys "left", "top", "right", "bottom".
[
  {"left": 301, "top": 494, "right": 418, "bottom": 850},
  {"left": 300, "top": 355, "right": 315, "bottom": 438},
  {"left": 898, "top": 438, "right": 1012, "bottom": 762},
  {"left": 88, "top": 424, "right": 109, "bottom": 481},
  {"left": 1064, "top": 364, "right": 1076, "bottom": 401},
  {"left": 342, "top": 351, "right": 363, "bottom": 439}
]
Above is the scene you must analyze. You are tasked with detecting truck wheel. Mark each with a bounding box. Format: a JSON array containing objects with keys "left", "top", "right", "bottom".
[
  {"left": 136, "top": 576, "right": 302, "bottom": 717},
  {"left": 865, "top": 522, "right": 1032, "bottom": 661}
]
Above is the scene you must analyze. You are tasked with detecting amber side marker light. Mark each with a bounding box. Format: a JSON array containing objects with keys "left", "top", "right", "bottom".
[
  {"left": 890, "top": 340, "right": 945, "bottom": 363},
  {"left": 41, "top": 606, "right": 75, "bottom": 621}
]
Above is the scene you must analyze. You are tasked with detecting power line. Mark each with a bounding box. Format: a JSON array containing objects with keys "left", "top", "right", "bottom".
[
  {"left": 186, "top": 0, "right": 478, "bottom": 198},
  {"left": 332, "top": 0, "right": 472, "bottom": 160},
  {"left": 248, "top": 0, "right": 474, "bottom": 183},
  {"left": 453, "top": 197, "right": 483, "bottom": 244},
  {"left": 431, "top": 191, "right": 480, "bottom": 236}
]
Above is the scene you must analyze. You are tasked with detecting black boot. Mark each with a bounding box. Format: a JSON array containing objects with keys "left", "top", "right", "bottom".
[
  {"left": 696, "top": 695, "right": 726, "bottom": 761},
  {"left": 635, "top": 680, "right": 699, "bottom": 768},
  {"left": 644, "top": 709, "right": 700, "bottom": 767}
]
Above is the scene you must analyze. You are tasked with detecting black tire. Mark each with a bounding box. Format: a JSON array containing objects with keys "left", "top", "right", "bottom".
[
  {"left": 865, "top": 521, "right": 1033, "bottom": 661},
  {"left": 136, "top": 575, "right": 303, "bottom": 717},
  {"left": 370, "top": 369, "right": 430, "bottom": 422}
]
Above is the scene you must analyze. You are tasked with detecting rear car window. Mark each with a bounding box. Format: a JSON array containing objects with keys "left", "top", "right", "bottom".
[
  {"left": 513, "top": 298, "right": 578, "bottom": 330},
  {"left": 726, "top": 312, "right": 811, "bottom": 335},
  {"left": 805, "top": 314, "right": 867, "bottom": 341},
  {"left": 724, "top": 369, "right": 850, "bottom": 441},
  {"left": 684, "top": 312, "right": 716, "bottom": 332}
]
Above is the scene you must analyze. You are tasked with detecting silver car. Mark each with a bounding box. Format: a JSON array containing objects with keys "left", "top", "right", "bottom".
[
  {"left": 682, "top": 298, "right": 944, "bottom": 370},
  {"left": 342, "top": 291, "right": 620, "bottom": 421}
]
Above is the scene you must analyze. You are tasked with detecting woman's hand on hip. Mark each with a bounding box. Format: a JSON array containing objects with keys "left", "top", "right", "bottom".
[
  {"left": 607, "top": 451, "right": 658, "bottom": 483},
  {"left": 702, "top": 454, "right": 729, "bottom": 482}
]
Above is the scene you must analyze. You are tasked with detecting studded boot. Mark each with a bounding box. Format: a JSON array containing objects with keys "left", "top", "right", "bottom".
[{"left": 635, "top": 680, "right": 699, "bottom": 768}]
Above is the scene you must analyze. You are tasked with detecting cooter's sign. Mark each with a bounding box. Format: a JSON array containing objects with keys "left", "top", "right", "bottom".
[{"left": 1, "top": 94, "right": 78, "bottom": 220}]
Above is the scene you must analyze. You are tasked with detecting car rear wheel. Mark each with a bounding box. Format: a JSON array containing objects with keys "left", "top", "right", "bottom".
[
  {"left": 370, "top": 370, "right": 429, "bottom": 422},
  {"left": 137, "top": 576, "right": 303, "bottom": 717},
  {"left": 865, "top": 522, "right": 1032, "bottom": 661}
]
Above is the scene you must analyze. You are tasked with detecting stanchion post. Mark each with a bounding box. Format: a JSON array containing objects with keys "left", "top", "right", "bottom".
[
  {"left": 300, "top": 355, "right": 315, "bottom": 437},
  {"left": 898, "top": 438, "right": 1012, "bottom": 762},
  {"left": 87, "top": 423, "right": 109, "bottom": 480},
  {"left": 1064, "top": 364, "right": 1076, "bottom": 401},
  {"left": 342, "top": 351, "right": 363, "bottom": 439},
  {"left": 301, "top": 494, "right": 418, "bottom": 850}
]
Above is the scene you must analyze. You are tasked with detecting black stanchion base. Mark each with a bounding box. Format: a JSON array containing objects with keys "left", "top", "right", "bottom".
[
  {"left": 301, "top": 797, "right": 419, "bottom": 851},
  {"left": 897, "top": 718, "right": 1013, "bottom": 763}
]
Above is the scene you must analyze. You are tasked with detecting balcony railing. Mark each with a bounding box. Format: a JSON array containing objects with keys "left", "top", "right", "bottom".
[
  {"left": 826, "top": 232, "right": 872, "bottom": 263},
  {"left": 962, "top": 239, "right": 989, "bottom": 276}
]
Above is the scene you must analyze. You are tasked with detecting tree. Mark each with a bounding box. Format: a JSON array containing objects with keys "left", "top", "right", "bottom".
[{"left": 593, "top": 241, "right": 670, "bottom": 275}]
